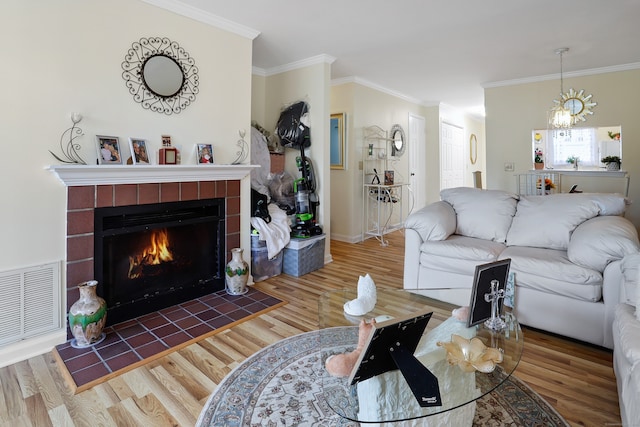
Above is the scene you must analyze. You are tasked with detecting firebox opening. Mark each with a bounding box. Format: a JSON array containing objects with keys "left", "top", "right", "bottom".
[{"left": 94, "top": 199, "right": 225, "bottom": 325}]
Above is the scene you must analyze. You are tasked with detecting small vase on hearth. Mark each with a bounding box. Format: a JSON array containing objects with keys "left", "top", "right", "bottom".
[
  {"left": 68, "top": 280, "right": 107, "bottom": 348},
  {"left": 225, "top": 248, "right": 249, "bottom": 295}
]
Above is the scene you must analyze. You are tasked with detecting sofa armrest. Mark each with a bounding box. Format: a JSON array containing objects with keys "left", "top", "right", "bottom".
[
  {"left": 404, "top": 201, "right": 456, "bottom": 242},
  {"left": 621, "top": 253, "right": 640, "bottom": 308},
  {"left": 567, "top": 215, "right": 640, "bottom": 272},
  {"left": 603, "top": 261, "right": 625, "bottom": 348},
  {"left": 403, "top": 228, "right": 422, "bottom": 289}
]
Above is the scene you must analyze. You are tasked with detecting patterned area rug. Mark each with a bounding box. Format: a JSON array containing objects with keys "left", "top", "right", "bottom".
[{"left": 197, "top": 327, "right": 569, "bottom": 426}]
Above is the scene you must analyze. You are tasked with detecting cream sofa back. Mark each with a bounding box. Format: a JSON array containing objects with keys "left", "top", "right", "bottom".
[{"left": 439, "top": 188, "right": 632, "bottom": 252}]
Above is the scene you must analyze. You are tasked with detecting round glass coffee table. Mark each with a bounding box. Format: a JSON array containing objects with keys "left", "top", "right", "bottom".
[{"left": 318, "top": 288, "right": 523, "bottom": 425}]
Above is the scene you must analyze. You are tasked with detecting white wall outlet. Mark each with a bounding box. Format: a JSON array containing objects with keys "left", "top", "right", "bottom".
[{"left": 504, "top": 162, "right": 515, "bottom": 172}]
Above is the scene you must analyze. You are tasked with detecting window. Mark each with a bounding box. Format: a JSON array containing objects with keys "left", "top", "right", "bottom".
[
  {"left": 532, "top": 126, "right": 622, "bottom": 169},
  {"left": 548, "top": 128, "right": 597, "bottom": 167}
]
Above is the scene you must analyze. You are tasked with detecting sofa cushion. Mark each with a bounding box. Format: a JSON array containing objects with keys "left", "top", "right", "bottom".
[
  {"left": 404, "top": 201, "right": 456, "bottom": 241},
  {"left": 419, "top": 235, "right": 504, "bottom": 276},
  {"left": 568, "top": 216, "right": 640, "bottom": 272},
  {"left": 440, "top": 187, "right": 518, "bottom": 243},
  {"left": 572, "top": 193, "right": 628, "bottom": 216},
  {"left": 506, "top": 194, "right": 600, "bottom": 250},
  {"left": 500, "top": 246, "right": 602, "bottom": 302}
]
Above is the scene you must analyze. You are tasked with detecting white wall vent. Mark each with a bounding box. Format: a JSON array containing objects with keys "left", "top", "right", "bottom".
[{"left": 0, "top": 262, "right": 61, "bottom": 347}]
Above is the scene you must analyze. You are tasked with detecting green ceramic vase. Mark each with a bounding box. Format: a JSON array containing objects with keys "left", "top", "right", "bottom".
[
  {"left": 68, "top": 280, "right": 107, "bottom": 348},
  {"left": 225, "top": 248, "right": 249, "bottom": 295}
]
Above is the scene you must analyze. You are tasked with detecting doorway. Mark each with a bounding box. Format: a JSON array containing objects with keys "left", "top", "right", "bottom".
[
  {"left": 440, "top": 122, "right": 464, "bottom": 190},
  {"left": 408, "top": 114, "right": 426, "bottom": 210}
]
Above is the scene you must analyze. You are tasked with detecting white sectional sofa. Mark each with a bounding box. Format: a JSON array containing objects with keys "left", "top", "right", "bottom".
[
  {"left": 403, "top": 187, "right": 639, "bottom": 349},
  {"left": 614, "top": 254, "right": 640, "bottom": 426}
]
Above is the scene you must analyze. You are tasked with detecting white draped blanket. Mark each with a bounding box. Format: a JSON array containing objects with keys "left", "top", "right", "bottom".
[{"left": 251, "top": 203, "right": 291, "bottom": 259}]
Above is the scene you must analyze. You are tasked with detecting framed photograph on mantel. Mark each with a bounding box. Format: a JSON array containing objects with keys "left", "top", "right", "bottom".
[
  {"left": 96, "top": 135, "right": 122, "bottom": 164},
  {"left": 128, "top": 138, "right": 151, "bottom": 165},
  {"left": 196, "top": 143, "right": 214, "bottom": 164}
]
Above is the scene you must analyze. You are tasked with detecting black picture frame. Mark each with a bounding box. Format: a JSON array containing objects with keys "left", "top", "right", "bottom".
[
  {"left": 347, "top": 310, "right": 442, "bottom": 407},
  {"left": 467, "top": 259, "right": 511, "bottom": 327}
]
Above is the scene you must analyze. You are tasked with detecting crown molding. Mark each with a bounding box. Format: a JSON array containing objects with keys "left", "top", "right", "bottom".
[
  {"left": 140, "top": 0, "right": 260, "bottom": 39},
  {"left": 253, "top": 54, "right": 337, "bottom": 77},
  {"left": 332, "top": 76, "right": 431, "bottom": 107},
  {"left": 252, "top": 66, "right": 267, "bottom": 77},
  {"left": 484, "top": 62, "right": 640, "bottom": 89}
]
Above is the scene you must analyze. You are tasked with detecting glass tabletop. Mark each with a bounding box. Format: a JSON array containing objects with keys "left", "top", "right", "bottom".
[{"left": 318, "top": 288, "right": 523, "bottom": 424}]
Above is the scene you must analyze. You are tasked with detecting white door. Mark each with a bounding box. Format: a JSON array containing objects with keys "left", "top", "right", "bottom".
[
  {"left": 440, "top": 122, "right": 464, "bottom": 190},
  {"left": 408, "top": 114, "right": 426, "bottom": 210}
]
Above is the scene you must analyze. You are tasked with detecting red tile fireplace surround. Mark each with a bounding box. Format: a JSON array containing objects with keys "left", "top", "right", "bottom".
[{"left": 65, "top": 180, "right": 241, "bottom": 316}]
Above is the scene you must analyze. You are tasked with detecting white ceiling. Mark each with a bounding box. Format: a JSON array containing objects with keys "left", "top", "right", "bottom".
[{"left": 148, "top": 0, "right": 640, "bottom": 116}]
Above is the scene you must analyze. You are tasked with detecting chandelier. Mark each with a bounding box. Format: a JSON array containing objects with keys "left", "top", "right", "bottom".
[{"left": 549, "top": 48, "right": 572, "bottom": 129}]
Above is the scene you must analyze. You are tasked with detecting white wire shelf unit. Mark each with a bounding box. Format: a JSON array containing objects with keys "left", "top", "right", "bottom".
[{"left": 362, "top": 125, "right": 407, "bottom": 246}]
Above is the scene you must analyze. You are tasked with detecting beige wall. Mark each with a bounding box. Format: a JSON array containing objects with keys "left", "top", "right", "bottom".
[
  {"left": 0, "top": 0, "right": 253, "bottom": 357},
  {"left": 485, "top": 68, "right": 640, "bottom": 228},
  {"left": 329, "top": 84, "right": 356, "bottom": 241},
  {"left": 251, "top": 74, "right": 267, "bottom": 126}
]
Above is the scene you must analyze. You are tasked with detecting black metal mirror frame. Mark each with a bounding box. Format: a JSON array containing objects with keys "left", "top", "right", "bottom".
[{"left": 122, "top": 37, "right": 199, "bottom": 115}]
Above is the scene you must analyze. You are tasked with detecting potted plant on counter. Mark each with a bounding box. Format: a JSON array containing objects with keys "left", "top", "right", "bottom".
[
  {"left": 601, "top": 155, "right": 621, "bottom": 171},
  {"left": 534, "top": 148, "right": 544, "bottom": 170},
  {"left": 566, "top": 156, "right": 579, "bottom": 170}
]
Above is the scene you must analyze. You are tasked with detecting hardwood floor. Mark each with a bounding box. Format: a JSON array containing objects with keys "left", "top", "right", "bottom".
[{"left": 0, "top": 232, "right": 621, "bottom": 426}]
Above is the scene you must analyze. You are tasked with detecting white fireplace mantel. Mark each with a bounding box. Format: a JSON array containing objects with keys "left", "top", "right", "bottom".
[{"left": 48, "top": 164, "right": 259, "bottom": 186}]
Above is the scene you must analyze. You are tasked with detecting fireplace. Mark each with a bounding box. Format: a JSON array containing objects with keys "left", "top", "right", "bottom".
[
  {"left": 94, "top": 199, "right": 225, "bottom": 325},
  {"left": 57, "top": 169, "right": 248, "bottom": 339}
]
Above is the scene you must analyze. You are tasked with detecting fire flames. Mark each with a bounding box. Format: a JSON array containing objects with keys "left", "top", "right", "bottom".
[{"left": 128, "top": 228, "right": 174, "bottom": 279}]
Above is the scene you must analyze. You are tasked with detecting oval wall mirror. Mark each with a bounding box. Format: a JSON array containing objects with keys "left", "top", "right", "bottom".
[
  {"left": 390, "top": 124, "right": 406, "bottom": 157},
  {"left": 122, "top": 37, "right": 199, "bottom": 115}
]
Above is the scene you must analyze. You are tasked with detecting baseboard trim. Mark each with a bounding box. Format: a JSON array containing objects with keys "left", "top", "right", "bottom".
[
  {"left": 329, "top": 233, "right": 362, "bottom": 244},
  {"left": 0, "top": 329, "right": 67, "bottom": 368}
]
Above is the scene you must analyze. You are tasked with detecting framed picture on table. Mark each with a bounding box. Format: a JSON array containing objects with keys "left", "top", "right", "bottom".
[
  {"left": 467, "top": 259, "right": 511, "bottom": 327},
  {"left": 96, "top": 135, "right": 122, "bottom": 164},
  {"left": 348, "top": 310, "right": 442, "bottom": 408}
]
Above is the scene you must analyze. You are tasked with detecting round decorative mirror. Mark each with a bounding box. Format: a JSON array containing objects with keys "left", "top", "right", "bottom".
[
  {"left": 142, "top": 55, "right": 185, "bottom": 98},
  {"left": 390, "top": 124, "right": 406, "bottom": 157},
  {"left": 122, "top": 37, "right": 199, "bottom": 115},
  {"left": 553, "top": 88, "right": 596, "bottom": 125}
]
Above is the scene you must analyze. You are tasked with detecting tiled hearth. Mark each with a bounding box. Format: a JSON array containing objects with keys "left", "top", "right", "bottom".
[{"left": 55, "top": 288, "right": 283, "bottom": 392}]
